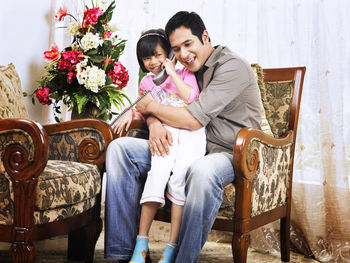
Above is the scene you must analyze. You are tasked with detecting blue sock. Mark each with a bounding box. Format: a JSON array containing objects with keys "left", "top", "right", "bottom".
[
  {"left": 158, "top": 242, "right": 177, "bottom": 263},
  {"left": 129, "top": 235, "right": 149, "bottom": 263}
]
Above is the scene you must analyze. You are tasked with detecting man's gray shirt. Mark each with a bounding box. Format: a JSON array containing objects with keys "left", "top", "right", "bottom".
[{"left": 187, "top": 45, "right": 261, "bottom": 154}]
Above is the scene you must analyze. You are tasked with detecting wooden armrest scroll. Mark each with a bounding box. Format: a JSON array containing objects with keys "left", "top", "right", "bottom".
[
  {"left": 0, "top": 118, "right": 49, "bottom": 181},
  {"left": 43, "top": 118, "right": 114, "bottom": 170},
  {"left": 233, "top": 127, "right": 293, "bottom": 180}
]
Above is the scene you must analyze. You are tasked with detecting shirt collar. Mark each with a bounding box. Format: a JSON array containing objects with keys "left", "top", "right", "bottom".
[{"left": 203, "top": 45, "right": 223, "bottom": 69}]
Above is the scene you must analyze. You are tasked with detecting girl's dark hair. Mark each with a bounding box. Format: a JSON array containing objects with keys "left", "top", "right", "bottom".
[
  {"left": 165, "top": 11, "right": 206, "bottom": 44},
  {"left": 136, "top": 29, "right": 171, "bottom": 73}
]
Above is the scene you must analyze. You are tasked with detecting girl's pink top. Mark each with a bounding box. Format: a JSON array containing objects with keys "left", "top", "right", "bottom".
[{"left": 139, "top": 67, "right": 199, "bottom": 106}]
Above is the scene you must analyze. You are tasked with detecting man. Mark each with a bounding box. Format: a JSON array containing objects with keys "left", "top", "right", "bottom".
[{"left": 104, "top": 11, "right": 261, "bottom": 263}]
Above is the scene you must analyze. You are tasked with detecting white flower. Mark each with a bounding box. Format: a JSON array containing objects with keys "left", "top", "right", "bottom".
[
  {"left": 78, "top": 65, "right": 106, "bottom": 93},
  {"left": 80, "top": 32, "right": 103, "bottom": 51},
  {"left": 79, "top": 58, "right": 88, "bottom": 67},
  {"left": 68, "top": 21, "right": 80, "bottom": 36}
]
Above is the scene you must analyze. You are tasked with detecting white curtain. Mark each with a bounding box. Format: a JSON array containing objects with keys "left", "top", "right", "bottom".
[{"left": 49, "top": 1, "right": 350, "bottom": 261}]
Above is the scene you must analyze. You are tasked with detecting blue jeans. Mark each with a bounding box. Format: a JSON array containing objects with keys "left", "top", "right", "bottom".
[{"left": 104, "top": 137, "right": 234, "bottom": 262}]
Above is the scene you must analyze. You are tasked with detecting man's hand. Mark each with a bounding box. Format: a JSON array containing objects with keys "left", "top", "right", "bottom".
[
  {"left": 136, "top": 93, "right": 155, "bottom": 115},
  {"left": 147, "top": 117, "right": 173, "bottom": 157}
]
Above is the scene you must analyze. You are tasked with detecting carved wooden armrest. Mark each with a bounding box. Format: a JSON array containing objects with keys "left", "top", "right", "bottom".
[
  {"left": 0, "top": 118, "right": 49, "bottom": 181},
  {"left": 234, "top": 128, "right": 293, "bottom": 179},
  {"left": 0, "top": 118, "right": 49, "bottom": 230},
  {"left": 43, "top": 118, "right": 114, "bottom": 171},
  {"left": 233, "top": 127, "right": 294, "bottom": 218},
  {"left": 115, "top": 119, "right": 148, "bottom": 139}
]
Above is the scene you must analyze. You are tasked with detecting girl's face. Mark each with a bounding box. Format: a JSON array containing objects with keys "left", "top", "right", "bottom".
[{"left": 142, "top": 43, "right": 167, "bottom": 75}]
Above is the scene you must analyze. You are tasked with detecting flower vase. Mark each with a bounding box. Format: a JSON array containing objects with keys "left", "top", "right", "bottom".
[{"left": 71, "top": 101, "right": 105, "bottom": 120}]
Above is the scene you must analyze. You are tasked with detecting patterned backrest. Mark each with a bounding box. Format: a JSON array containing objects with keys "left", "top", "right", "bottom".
[
  {"left": 0, "top": 63, "right": 29, "bottom": 119},
  {"left": 261, "top": 79, "right": 295, "bottom": 138},
  {"left": 251, "top": 64, "right": 274, "bottom": 137}
]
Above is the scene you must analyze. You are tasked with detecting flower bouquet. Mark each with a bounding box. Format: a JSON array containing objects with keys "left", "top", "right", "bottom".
[{"left": 30, "top": 0, "right": 131, "bottom": 121}]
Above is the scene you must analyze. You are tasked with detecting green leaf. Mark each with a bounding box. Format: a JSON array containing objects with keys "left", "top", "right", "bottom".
[
  {"left": 86, "top": 49, "right": 98, "bottom": 56},
  {"left": 103, "top": 40, "right": 112, "bottom": 55},
  {"left": 74, "top": 93, "right": 89, "bottom": 114},
  {"left": 111, "top": 40, "right": 126, "bottom": 60},
  {"left": 105, "top": 76, "right": 113, "bottom": 86},
  {"left": 90, "top": 55, "right": 106, "bottom": 63}
]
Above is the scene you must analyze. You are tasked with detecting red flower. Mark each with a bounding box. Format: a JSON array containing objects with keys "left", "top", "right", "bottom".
[
  {"left": 67, "top": 71, "right": 75, "bottom": 84},
  {"left": 36, "top": 87, "right": 52, "bottom": 105},
  {"left": 55, "top": 6, "right": 68, "bottom": 21},
  {"left": 57, "top": 50, "right": 83, "bottom": 71},
  {"left": 62, "top": 50, "right": 83, "bottom": 64},
  {"left": 84, "top": 7, "right": 104, "bottom": 25},
  {"left": 44, "top": 44, "right": 60, "bottom": 62},
  {"left": 58, "top": 59, "right": 71, "bottom": 71},
  {"left": 108, "top": 61, "right": 129, "bottom": 89},
  {"left": 104, "top": 30, "right": 112, "bottom": 39}
]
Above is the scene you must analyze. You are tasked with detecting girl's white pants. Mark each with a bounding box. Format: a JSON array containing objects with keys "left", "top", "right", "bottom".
[{"left": 140, "top": 125, "right": 206, "bottom": 207}]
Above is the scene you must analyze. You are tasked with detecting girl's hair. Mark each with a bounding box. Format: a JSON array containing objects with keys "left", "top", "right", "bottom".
[{"left": 136, "top": 29, "right": 171, "bottom": 73}]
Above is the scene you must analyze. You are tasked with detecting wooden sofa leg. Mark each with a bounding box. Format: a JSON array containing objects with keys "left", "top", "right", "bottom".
[
  {"left": 280, "top": 216, "right": 291, "bottom": 262},
  {"left": 9, "top": 243, "right": 36, "bottom": 263},
  {"left": 67, "top": 217, "right": 103, "bottom": 263},
  {"left": 232, "top": 233, "right": 250, "bottom": 263}
]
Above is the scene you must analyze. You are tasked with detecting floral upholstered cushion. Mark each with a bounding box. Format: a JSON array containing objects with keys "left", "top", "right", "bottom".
[
  {"left": 262, "top": 80, "right": 294, "bottom": 137},
  {"left": 47, "top": 128, "right": 105, "bottom": 162},
  {"left": 0, "top": 63, "right": 29, "bottom": 119},
  {"left": 33, "top": 197, "right": 97, "bottom": 224},
  {"left": 35, "top": 160, "right": 101, "bottom": 211},
  {"left": 251, "top": 64, "right": 274, "bottom": 137},
  {"left": 217, "top": 138, "right": 293, "bottom": 220},
  {"left": 249, "top": 138, "right": 292, "bottom": 217},
  {"left": 0, "top": 160, "right": 101, "bottom": 225}
]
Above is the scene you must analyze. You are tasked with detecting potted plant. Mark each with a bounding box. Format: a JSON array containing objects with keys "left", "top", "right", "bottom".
[{"left": 28, "top": 0, "right": 130, "bottom": 122}]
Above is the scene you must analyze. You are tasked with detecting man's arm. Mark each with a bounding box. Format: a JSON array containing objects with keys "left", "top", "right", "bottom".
[{"left": 136, "top": 93, "right": 203, "bottom": 130}]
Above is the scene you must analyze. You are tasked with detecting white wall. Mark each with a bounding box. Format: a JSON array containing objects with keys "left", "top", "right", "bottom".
[{"left": 0, "top": 0, "right": 52, "bottom": 122}]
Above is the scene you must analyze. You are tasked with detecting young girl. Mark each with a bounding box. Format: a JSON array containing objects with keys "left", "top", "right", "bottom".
[{"left": 113, "top": 29, "right": 206, "bottom": 263}]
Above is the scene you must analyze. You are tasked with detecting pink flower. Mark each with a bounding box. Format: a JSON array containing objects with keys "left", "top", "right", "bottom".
[
  {"left": 67, "top": 71, "right": 75, "bottom": 84},
  {"left": 104, "top": 30, "right": 112, "bottom": 39},
  {"left": 84, "top": 7, "right": 104, "bottom": 25},
  {"left": 62, "top": 50, "right": 83, "bottom": 64},
  {"left": 36, "top": 87, "right": 52, "bottom": 105},
  {"left": 44, "top": 44, "right": 60, "bottom": 62},
  {"left": 108, "top": 61, "right": 129, "bottom": 89},
  {"left": 55, "top": 6, "right": 68, "bottom": 21}
]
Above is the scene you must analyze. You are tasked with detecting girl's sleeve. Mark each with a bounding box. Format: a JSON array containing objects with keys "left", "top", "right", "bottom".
[
  {"left": 181, "top": 68, "right": 200, "bottom": 104},
  {"left": 137, "top": 76, "right": 153, "bottom": 122},
  {"left": 139, "top": 75, "right": 153, "bottom": 96}
]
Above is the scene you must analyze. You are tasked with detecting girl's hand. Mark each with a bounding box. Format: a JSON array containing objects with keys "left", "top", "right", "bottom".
[
  {"left": 112, "top": 109, "right": 133, "bottom": 136},
  {"left": 162, "top": 58, "right": 176, "bottom": 77},
  {"left": 148, "top": 117, "right": 173, "bottom": 157}
]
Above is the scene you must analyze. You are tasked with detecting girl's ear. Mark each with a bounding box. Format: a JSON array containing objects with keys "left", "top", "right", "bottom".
[{"left": 202, "top": 30, "right": 210, "bottom": 44}]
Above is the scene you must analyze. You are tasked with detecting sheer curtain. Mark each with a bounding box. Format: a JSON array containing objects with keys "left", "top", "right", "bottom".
[
  {"left": 140, "top": 1, "right": 350, "bottom": 261},
  {"left": 48, "top": 1, "right": 350, "bottom": 261}
]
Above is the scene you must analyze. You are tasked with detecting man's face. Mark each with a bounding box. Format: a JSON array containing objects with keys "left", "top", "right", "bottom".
[{"left": 169, "top": 26, "right": 212, "bottom": 72}]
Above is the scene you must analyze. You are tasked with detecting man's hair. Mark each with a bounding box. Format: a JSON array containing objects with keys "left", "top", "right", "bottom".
[
  {"left": 165, "top": 11, "right": 206, "bottom": 44},
  {"left": 136, "top": 28, "right": 171, "bottom": 73}
]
